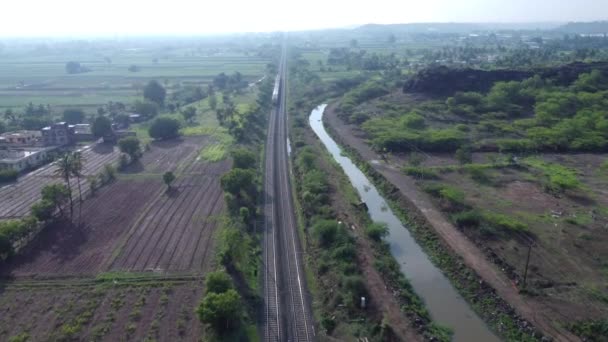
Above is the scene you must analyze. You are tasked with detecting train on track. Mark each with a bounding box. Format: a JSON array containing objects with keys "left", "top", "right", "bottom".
[{"left": 272, "top": 74, "right": 281, "bottom": 105}]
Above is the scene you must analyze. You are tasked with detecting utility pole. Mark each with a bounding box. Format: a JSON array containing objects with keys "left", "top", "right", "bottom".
[{"left": 522, "top": 244, "right": 532, "bottom": 289}]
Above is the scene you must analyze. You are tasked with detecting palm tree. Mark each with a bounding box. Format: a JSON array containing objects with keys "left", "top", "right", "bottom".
[
  {"left": 70, "top": 152, "right": 85, "bottom": 224},
  {"left": 54, "top": 154, "right": 74, "bottom": 220}
]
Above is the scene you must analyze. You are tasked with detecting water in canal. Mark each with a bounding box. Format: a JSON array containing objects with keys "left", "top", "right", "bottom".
[{"left": 309, "top": 104, "right": 499, "bottom": 342}]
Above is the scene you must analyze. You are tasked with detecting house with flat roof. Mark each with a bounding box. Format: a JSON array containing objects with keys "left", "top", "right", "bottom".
[
  {"left": 0, "top": 131, "right": 41, "bottom": 147},
  {"left": 0, "top": 146, "right": 57, "bottom": 172},
  {"left": 41, "top": 122, "right": 74, "bottom": 146}
]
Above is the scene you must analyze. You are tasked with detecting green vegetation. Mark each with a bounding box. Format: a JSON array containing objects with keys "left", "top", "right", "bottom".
[
  {"left": 356, "top": 69, "right": 608, "bottom": 155},
  {"left": 365, "top": 222, "right": 389, "bottom": 242},
  {"left": 118, "top": 137, "right": 142, "bottom": 162},
  {"left": 197, "top": 271, "right": 242, "bottom": 335},
  {"left": 91, "top": 115, "right": 112, "bottom": 138},
  {"left": 162, "top": 171, "right": 175, "bottom": 189},
  {"left": 522, "top": 158, "right": 581, "bottom": 193},
  {"left": 148, "top": 116, "right": 181, "bottom": 140},
  {"left": 0, "top": 169, "right": 18, "bottom": 183},
  {"left": 568, "top": 320, "right": 608, "bottom": 342}
]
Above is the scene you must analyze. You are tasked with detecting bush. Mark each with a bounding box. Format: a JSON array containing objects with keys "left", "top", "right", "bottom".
[
  {"left": 455, "top": 145, "right": 473, "bottom": 164},
  {"left": 205, "top": 271, "right": 233, "bottom": 294},
  {"left": 482, "top": 212, "right": 528, "bottom": 233},
  {"left": 312, "top": 220, "right": 339, "bottom": 247},
  {"left": 197, "top": 289, "right": 242, "bottom": 333},
  {"left": 118, "top": 137, "right": 142, "bottom": 161},
  {"left": 231, "top": 148, "right": 256, "bottom": 169},
  {"left": 148, "top": 117, "right": 181, "bottom": 140},
  {"left": 0, "top": 169, "right": 18, "bottom": 183},
  {"left": 403, "top": 167, "right": 439, "bottom": 179},
  {"left": 365, "top": 222, "right": 389, "bottom": 242},
  {"left": 31, "top": 199, "right": 55, "bottom": 221},
  {"left": 452, "top": 210, "right": 482, "bottom": 228}
]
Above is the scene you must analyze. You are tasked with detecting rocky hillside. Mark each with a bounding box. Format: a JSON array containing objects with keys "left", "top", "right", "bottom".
[{"left": 403, "top": 61, "right": 608, "bottom": 96}]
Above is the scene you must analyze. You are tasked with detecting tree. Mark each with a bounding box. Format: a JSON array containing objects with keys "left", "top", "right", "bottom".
[
  {"left": 118, "top": 137, "right": 142, "bottom": 161},
  {"left": 31, "top": 199, "right": 55, "bottom": 221},
  {"left": 41, "top": 183, "right": 70, "bottom": 218},
  {"left": 205, "top": 271, "right": 233, "bottom": 294},
  {"left": 231, "top": 148, "right": 256, "bottom": 169},
  {"left": 455, "top": 145, "right": 473, "bottom": 164},
  {"left": 128, "top": 64, "right": 140, "bottom": 72},
  {"left": 65, "top": 61, "right": 82, "bottom": 74},
  {"left": 220, "top": 169, "right": 255, "bottom": 196},
  {"left": 143, "top": 80, "right": 166, "bottom": 106},
  {"left": 70, "top": 152, "right": 85, "bottom": 223},
  {"left": 63, "top": 108, "right": 85, "bottom": 124},
  {"left": 209, "top": 94, "right": 218, "bottom": 110},
  {"left": 134, "top": 100, "right": 159, "bottom": 118},
  {"left": 4, "top": 109, "right": 18, "bottom": 125},
  {"left": 55, "top": 154, "right": 76, "bottom": 219},
  {"left": 163, "top": 171, "right": 175, "bottom": 189},
  {"left": 148, "top": 117, "right": 180, "bottom": 140},
  {"left": 197, "top": 289, "right": 242, "bottom": 332},
  {"left": 181, "top": 106, "right": 197, "bottom": 123},
  {"left": 91, "top": 116, "right": 113, "bottom": 139}
]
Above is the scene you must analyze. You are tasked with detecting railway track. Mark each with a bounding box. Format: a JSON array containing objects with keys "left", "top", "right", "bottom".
[{"left": 263, "top": 44, "right": 315, "bottom": 341}]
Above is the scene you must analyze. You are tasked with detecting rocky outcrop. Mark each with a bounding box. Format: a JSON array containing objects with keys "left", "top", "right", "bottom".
[{"left": 403, "top": 61, "right": 608, "bottom": 96}]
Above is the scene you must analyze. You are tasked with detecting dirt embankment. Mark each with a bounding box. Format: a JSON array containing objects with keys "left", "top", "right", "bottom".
[{"left": 324, "top": 102, "right": 581, "bottom": 341}]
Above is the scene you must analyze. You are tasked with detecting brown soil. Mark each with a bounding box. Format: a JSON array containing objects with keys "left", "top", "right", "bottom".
[
  {"left": 1, "top": 136, "right": 228, "bottom": 277},
  {"left": 0, "top": 179, "right": 162, "bottom": 277},
  {"left": 0, "top": 279, "right": 203, "bottom": 341},
  {"left": 324, "top": 102, "right": 581, "bottom": 341}
]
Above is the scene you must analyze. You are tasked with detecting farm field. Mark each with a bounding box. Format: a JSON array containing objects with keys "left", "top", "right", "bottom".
[
  {"left": 0, "top": 38, "right": 272, "bottom": 112},
  {"left": 0, "top": 136, "right": 229, "bottom": 278},
  {"left": 0, "top": 275, "right": 204, "bottom": 341},
  {"left": 0, "top": 135, "right": 229, "bottom": 340},
  {"left": 0, "top": 143, "right": 121, "bottom": 219}
]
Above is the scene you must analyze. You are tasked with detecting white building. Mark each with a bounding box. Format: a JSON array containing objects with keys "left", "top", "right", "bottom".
[{"left": 0, "top": 146, "right": 56, "bottom": 172}]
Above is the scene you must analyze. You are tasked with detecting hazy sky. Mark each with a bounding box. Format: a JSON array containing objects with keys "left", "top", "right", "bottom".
[{"left": 1, "top": 0, "right": 607, "bottom": 36}]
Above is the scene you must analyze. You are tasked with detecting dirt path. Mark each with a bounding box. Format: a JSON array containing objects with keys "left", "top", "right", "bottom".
[{"left": 324, "top": 103, "right": 580, "bottom": 342}]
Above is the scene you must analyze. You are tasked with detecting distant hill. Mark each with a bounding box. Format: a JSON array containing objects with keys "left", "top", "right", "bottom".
[
  {"left": 556, "top": 21, "right": 608, "bottom": 34},
  {"left": 356, "top": 22, "right": 563, "bottom": 34}
]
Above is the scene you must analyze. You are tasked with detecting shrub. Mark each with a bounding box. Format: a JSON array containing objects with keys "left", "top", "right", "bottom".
[
  {"left": 365, "top": 222, "right": 389, "bottom": 242},
  {"left": 205, "top": 271, "right": 233, "bottom": 294},
  {"left": 231, "top": 148, "right": 256, "bottom": 169},
  {"left": 452, "top": 210, "right": 482, "bottom": 228},
  {"left": 342, "top": 275, "right": 367, "bottom": 309},
  {"left": 312, "top": 220, "right": 339, "bottom": 247},
  {"left": 31, "top": 199, "right": 55, "bottom": 221},
  {"left": 403, "top": 167, "right": 439, "bottom": 179},
  {"left": 524, "top": 158, "right": 581, "bottom": 192},
  {"left": 455, "top": 145, "right": 473, "bottom": 165},
  {"left": 0, "top": 169, "right": 18, "bottom": 183},
  {"left": 482, "top": 212, "right": 528, "bottom": 233},
  {"left": 148, "top": 117, "right": 181, "bottom": 140},
  {"left": 438, "top": 187, "right": 466, "bottom": 206},
  {"left": 118, "top": 137, "right": 142, "bottom": 161},
  {"left": 197, "top": 289, "right": 242, "bottom": 333}
]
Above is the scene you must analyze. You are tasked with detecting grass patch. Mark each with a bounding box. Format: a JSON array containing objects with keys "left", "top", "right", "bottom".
[
  {"left": 403, "top": 166, "right": 440, "bottom": 179},
  {"left": 199, "top": 144, "right": 228, "bottom": 162},
  {"left": 522, "top": 157, "right": 581, "bottom": 193}
]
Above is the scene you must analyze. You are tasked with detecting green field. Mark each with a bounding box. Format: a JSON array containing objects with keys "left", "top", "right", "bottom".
[{"left": 0, "top": 40, "right": 271, "bottom": 111}]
